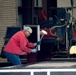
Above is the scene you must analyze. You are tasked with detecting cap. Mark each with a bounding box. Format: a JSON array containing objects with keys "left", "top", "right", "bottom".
[{"left": 23, "top": 26, "right": 32, "bottom": 33}]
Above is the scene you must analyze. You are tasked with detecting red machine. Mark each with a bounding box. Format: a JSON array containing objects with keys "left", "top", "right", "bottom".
[{"left": 41, "top": 28, "right": 55, "bottom": 39}]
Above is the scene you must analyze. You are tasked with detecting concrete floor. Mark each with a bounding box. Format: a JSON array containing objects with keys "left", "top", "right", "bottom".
[
  {"left": 24, "top": 61, "right": 76, "bottom": 69},
  {"left": 1, "top": 57, "right": 76, "bottom": 69},
  {"left": 1, "top": 59, "right": 76, "bottom": 69}
]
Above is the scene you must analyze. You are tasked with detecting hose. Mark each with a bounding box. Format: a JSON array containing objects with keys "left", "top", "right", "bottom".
[{"left": 50, "top": 21, "right": 69, "bottom": 36}]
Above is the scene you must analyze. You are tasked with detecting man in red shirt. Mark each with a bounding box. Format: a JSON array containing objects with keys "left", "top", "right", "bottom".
[{"left": 3, "top": 26, "right": 40, "bottom": 65}]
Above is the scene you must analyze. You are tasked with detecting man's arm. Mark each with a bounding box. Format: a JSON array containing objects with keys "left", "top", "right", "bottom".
[{"left": 19, "top": 37, "right": 32, "bottom": 54}]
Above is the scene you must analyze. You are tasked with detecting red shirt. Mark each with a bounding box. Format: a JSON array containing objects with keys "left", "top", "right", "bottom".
[
  {"left": 4, "top": 30, "right": 35, "bottom": 55},
  {"left": 38, "top": 10, "right": 47, "bottom": 22}
]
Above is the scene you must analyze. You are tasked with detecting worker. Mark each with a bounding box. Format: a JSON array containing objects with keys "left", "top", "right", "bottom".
[
  {"left": 38, "top": 9, "right": 52, "bottom": 28},
  {"left": 38, "top": 9, "right": 47, "bottom": 23},
  {"left": 3, "top": 26, "right": 40, "bottom": 65}
]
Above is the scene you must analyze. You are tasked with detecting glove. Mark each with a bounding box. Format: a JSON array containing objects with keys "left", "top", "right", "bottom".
[
  {"left": 36, "top": 41, "right": 41, "bottom": 45},
  {"left": 31, "top": 49, "right": 37, "bottom": 53},
  {"left": 34, "top": 41, "right": 41, "bottom": 46}
]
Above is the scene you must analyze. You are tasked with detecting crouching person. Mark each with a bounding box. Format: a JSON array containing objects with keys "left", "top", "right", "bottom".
[{"left": 3, "top": 26, "right": 40, "bottom": 65}]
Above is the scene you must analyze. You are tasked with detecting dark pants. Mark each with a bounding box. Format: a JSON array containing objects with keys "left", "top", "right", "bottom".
[{"left": 4, "top": 52, "right": 21, "bottom": 65}]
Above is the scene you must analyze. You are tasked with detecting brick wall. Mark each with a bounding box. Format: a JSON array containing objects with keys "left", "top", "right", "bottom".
[{"left": 0, "top": 0, "right": 18, "bottom": 53}]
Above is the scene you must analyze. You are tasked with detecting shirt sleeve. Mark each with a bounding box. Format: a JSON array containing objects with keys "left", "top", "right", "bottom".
[
  {"left": 27, "top": 41, "right": 35, "bottom": 48},
  {"left": 19, "top": 36, "right": 32, "bottom": 54},
  {"left": 20, "top": 52, "right": 27, "bottom": 55}
]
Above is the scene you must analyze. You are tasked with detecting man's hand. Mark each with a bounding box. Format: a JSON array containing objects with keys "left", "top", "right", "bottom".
[
  {"left": 34, "top": 41, "right": 41, "bottom": 46},
  {"left": 36, "top": 41, "right": 41, "bottom": 45},
  {"left": 31, "top": 48, "right": 37, "bottom": 53}
]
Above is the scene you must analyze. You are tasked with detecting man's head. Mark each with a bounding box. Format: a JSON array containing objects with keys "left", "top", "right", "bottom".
[{"left": 23, "top": 26, "right": 32, "bottom": 37}]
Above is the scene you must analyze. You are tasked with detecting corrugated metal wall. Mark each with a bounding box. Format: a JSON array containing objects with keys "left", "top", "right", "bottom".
[{"left": 0, "top": 0, "right": 18, "bottom": 53}]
